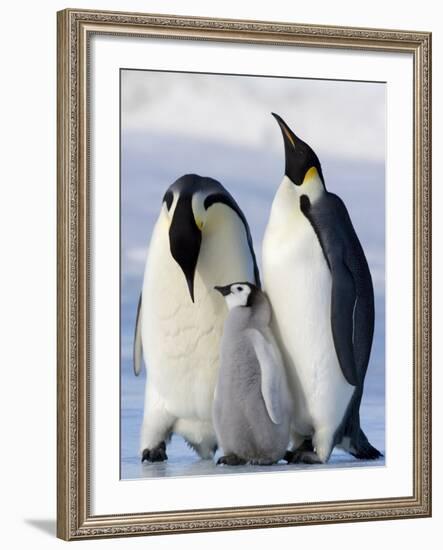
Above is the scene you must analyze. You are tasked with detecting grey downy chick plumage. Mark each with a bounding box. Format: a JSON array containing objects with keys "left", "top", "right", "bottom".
[{"left": 213, "top": 283, "right": 292, "bottom": 465}]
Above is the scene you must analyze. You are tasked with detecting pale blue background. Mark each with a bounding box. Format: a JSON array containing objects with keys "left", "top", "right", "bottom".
[{"left": 120, "top": 70, "right": 385, "bottom": 479}]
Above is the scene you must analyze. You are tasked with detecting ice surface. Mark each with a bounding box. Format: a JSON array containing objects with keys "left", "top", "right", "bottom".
[{"left": 121, "top": 355, "right": 385, "bottom": 480}]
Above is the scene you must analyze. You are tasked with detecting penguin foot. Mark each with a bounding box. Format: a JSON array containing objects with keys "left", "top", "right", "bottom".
[
  {"left": 216, "top": 454, "right": 247, "bottom": 466},
  {"left": 285, "top": 440, "right": 322, "bottom": 464},
  {"left": 348, "top": 429, "right": 383, "bottom": 460},
  {"left": 284, "top": 450, "right": 294, "bottom": 462},
  {"left": 287, "top": 450, "right": 322, "bottom": 464},
  {"left": 141, "top": 441, "right": 168, "bottom": 463},
  {"left": 350, "top": 443, "right": 383, "bottom": 460}
]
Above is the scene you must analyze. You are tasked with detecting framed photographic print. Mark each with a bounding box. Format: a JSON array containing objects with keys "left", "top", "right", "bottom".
[{"left": 57, "top": 8, "right": 432, "bottom": 540}]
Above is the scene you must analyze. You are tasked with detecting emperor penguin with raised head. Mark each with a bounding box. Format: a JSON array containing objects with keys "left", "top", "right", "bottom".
[
  {"left": 213, "top": 283, "right": 291, "bottom": 466},
  {"left": 262, "top": 113, "right": 382, "bottom": 464},
  {"left": 134, "top": 174, "right": 260, "bottom": 462}
]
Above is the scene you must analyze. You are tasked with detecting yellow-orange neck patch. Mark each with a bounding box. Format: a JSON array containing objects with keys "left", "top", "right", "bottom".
[{"left": 304, "top": 166, "right": 319, "bottom": 183}]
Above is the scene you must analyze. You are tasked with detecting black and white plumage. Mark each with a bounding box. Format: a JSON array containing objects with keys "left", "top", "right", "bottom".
[
  {"left": 262, "top": 113, "right": 382, "bottom": 463},
  {"left": 134, "top": 174, "right": 260, "bottom": 462},
  {"left": 213, "top": 283, "right": 291, "bottom": 465}
]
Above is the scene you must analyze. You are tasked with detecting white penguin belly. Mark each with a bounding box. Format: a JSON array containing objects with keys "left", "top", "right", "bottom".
[
  {"left": 142, "top": 252, "right": 222, "bottom": 422},
  {"left": 263, "top": 212, "right": 354, "bottom": 437},
  {"left": 142, "top": 211, "right": 254, "bottom": 423}
]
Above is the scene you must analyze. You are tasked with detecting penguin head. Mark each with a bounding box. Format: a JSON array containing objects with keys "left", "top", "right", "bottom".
[
  {"left": 164, "top": 174, "right": 251, "bottom": 302},
  {"left": 272, "top": 112, "right": 325, "bottom": 201},
  {"left": 214, "top": 282, "right": 258, "bottom": 310}
]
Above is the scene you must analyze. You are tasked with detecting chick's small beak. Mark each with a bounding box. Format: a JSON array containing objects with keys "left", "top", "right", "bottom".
[{"left": 214, "top": 285, "right": 231, "bottom": 297}]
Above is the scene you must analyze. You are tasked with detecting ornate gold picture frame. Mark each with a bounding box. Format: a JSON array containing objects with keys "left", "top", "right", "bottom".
[{"left": 57, "top": 8, "right": 431, "bottom": 540}]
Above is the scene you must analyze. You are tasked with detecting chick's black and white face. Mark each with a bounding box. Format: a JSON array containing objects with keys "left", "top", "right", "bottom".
[{"left": 225, "top": 284, "right": 252, "bottom": 310}]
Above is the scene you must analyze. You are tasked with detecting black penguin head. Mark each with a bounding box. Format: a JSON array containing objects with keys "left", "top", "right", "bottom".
[
  {"left": 214, "top": 282, "right": 259, "bottom": 310},
  {"left": 165, "top": 174, "right": 258, "bottom": 302},
  {"left": 271, "top": 112, "right": 325, "bottom": 188}
]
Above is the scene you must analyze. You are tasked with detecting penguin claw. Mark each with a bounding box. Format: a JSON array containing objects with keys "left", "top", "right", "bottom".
[
  {"left": 141, "top": 442, "right": 168, "bottom": 463},
  {"left": 216, "top": 454, "right": 247, "bottom": 466}
]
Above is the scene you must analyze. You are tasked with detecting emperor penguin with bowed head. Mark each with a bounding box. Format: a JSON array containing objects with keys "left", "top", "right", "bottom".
[
  {"left": 262, "top": 113, "right": 382, "bottom": 464},
  {"left": 134, "top": 174, "right": 260, "bottom": 462},
  {"left": 213, "top": 283, "right": 291, "bottom": 466}
]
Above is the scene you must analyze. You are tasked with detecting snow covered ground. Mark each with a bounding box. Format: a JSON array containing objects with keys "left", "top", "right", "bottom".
[{"left": 120, "top": 71, "right": 386, "bottom": 480}]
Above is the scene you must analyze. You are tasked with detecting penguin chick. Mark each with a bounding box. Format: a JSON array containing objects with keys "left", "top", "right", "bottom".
[{"left": 213, "top": 283, "right": 291, "bottom": 466}]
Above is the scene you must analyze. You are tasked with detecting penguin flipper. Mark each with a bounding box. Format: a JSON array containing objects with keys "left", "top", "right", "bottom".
[
  {"left": 300, "top": 193, "right": 371, "bottom": 387},
  {"left": 248, "top": 329, "right": 285, "bottom": 424},
  {"left": 330, "top": 261, "right": 359, "bottom": 387},
  {"left": 133, "top": 293, "right": 143, "bottom": 376}
]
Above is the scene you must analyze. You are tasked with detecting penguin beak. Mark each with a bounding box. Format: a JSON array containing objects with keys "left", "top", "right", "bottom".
[
  {"left": 271, "top": 112, "right": 319, "bottom": 187},
  {"left": 271, "top": 112, "right": 301, "bottom": 184},
  {"left": 214, "top": 285, "right": 231, "bottom": 297},
  {"left": 169, "top": 194, "right": 202, "bottom": 302},
  {"left": 272, "top": 112, "right": 297, "bottom": 150}
]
